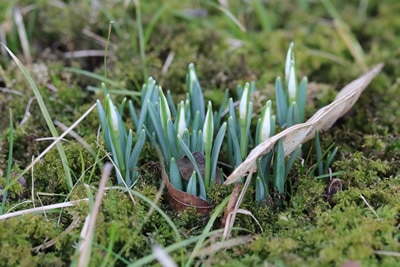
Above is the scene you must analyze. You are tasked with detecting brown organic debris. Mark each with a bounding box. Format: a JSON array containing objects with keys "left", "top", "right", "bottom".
[
  {"left": 177, "top": 151, "right": 206, "bottom": 181},
  {"left": 326, "top": 178, "right": 343, "bottom": 205},
  {"left": 165, "top": 174, "right": 212, "bottom": 215}
]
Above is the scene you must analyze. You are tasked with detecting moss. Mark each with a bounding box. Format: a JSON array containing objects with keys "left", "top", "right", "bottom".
[
  {"left": 1, "top": 0, "right": 400, "bottom": 265},
  {"left": 33, "top": 137, "right": 102, "bottom": 204},
  {"left": 0, "top": 215, "right": 63, "bottom": 266}
]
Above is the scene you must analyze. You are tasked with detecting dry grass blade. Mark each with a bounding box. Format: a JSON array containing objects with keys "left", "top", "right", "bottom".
[
  {"left": 0, "top": 199, "right": 89, "bottom": 221},
  {"left": 152, "top": 245, "right": 177, "bottom": 267},
  {"left": 223, "top": 172, "right": 253, "bottom": 238},
  {"left": 194, "top": 235, "right": 253, "bottom": 257},
  {"left": 374, "top": 250, "right": 400, "bottom": 257},
  {"left": 14, "top": 7, "right": 31, "bottom": 63},
  {"left": 225, "top": 63, "right": 383, "bottom": 184},
  {"left": 77, "top": 163, "right": 112, "bottom": 267}
]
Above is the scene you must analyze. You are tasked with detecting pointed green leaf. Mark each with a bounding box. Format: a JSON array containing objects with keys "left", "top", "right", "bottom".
[
  {"left": 275, "top": 77, "right": 287, "bottom": 127},
  {"left": 169, "top": 157, "right": 183, "bottom": 191},
  {"left": 274, "top": 139, "right": 285, "bottom": 194},
  {"left": 186, "top": 171, "right": 198, "bottom": 196},
  {"left": 297, "top": 77, "right": 308, "bottom": 123}
]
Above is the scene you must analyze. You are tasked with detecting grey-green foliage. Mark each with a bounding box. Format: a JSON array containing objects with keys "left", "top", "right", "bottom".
[
  {"left": 275, "top": 42, "right": 308, "bottom": 128},
  {"left": 135, "top": 64, "right": 226, "bottom": 200},
  {"left": 97, "top": 91, "right": 146, "bottom": 187}
]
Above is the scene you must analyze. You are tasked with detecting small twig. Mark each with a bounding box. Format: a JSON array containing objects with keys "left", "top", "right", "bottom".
[
  {"left": 82, "top": 28, "right": 109, "bottom": 47},
  {"left": 19, "top": 97, "right": 35, "bottom": 126},
  {"left": 161, "top": 51, "right": 175, "bottom": 75},
  {"left": 62, "top": 50, "right": 107, "bottom": 58},
  {"left": 0, "top": 87, "right": 24, "bottom": 96}
]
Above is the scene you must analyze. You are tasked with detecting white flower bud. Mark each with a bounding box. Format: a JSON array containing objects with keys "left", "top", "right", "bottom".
[
  {"left": 288, "top": 63, "right": 297, "bottom": 102},
  {"left": 202, "top": 101, "right": 213, "bottom": 145},
  {"left": 158, "top": 87, "right": 171, "bottom": 130},
  {"left": 177, "top": 101, "right": 187, "bottom": 137},
  {"left": 260, "top": 100, "right": 272, "bottom": 143},
  {"left": 285, "top": 42, "right": 294, "bottom": 82},
  {"left": 239, "top": 83, "right": 250, "bottom": 121},
  {"left": 107, "top": 96, "right": 119, "bottom": 133}
]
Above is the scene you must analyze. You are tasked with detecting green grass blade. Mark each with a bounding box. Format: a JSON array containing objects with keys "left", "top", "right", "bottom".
[
  {"left": 251, "top": 0, "right": 274, "bottom": 32},
  {"left": 320, "top": 0, "right": 367, "bottom": 71},
  {"left": 64, "top": 67, "right": 121, "bottom": 88},
  {"left": 134, "top": 0, "right": 148, "bottom": 79},
  {"left": 144, "top": 6, "right": 168, "bottom": 46},
  {"left": 2, "top": 43, "right": 73, "bottom": 190},
  {"left": 325, "top": 146, "right": 339, "bottom": 173},
  {"left": 315, "top": 171, "right": 343, "bottom": 179}
]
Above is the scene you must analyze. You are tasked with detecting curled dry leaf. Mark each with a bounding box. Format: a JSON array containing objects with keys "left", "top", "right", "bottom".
[
  {"left": 225, "top": 63, "right": 384, "bottom": 185},
  {"left": 161, "top": 160, "right": 212, "bottom": 215},
  {"left": 165, "top": 175, "right": 212, "bottom": 215}
]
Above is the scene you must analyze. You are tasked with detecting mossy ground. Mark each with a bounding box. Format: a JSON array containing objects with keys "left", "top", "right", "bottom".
[{"left": 0, "top": 0, "right": 399, "bottom": 266}]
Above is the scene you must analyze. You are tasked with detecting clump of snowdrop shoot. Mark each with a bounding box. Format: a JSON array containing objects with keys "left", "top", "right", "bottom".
[
  {"left": 97, "top": 90, "right": 146, "bottom": 187},
  {"left": 143, "top": 65, "right": 226, "bottom": 200},
  {"left": 276, "top": 42, "right": 308, "bottom": 128}
]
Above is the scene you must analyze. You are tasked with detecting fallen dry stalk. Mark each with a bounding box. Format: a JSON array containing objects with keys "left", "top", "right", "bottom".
[
  {"left": 77, "top": 162, "right": 112, "bottom": 267},
  {"left": 225, "top": 63, "right": 384, "bottom": 185}
]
